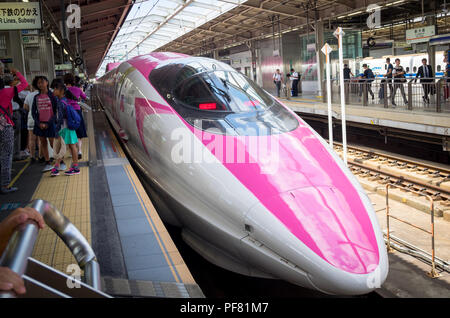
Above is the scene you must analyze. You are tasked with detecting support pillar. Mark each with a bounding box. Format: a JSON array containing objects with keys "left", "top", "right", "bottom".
[{"left": 315, "top": 18, "right": 325, "bottom": 97}]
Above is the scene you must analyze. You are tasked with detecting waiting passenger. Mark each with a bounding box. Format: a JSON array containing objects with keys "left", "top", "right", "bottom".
[
  {"left": 31, "top": 76, "right": 58, "bottom": 172},
  {"left": 290, "top": 68, "right": 299, "bottom": 97},
  {"left": 343, "top": 64, "right": 354, "bottom": 80},
  {"left": 272, "top": 69, "right": 283, "bottom": 98},
  {"left": 359, "top": 64, "right": 375, "bottom": 101},
  {"left": 24, "top": 78, "right": 40, "bottom": 163},
  {"left": 0, "top": 68, "right": 28, "bottom": 194},
  {"left": 379, "top": 57, "right": 394, "bottom": 100},
  {"left": 0, "top": 207, "right": 45, "bottom": 295},
  {"left": 414, "top": 58, "right": 434, "bottom": 104},
  {"left": 50, "top": 83, "right": 80, "bottom": 177},
  {"left": 391, "top": 58, "right": 408, "bottom": 107},
  {"left": 63, "top": 74, "right": 87, "bottom": 160}
]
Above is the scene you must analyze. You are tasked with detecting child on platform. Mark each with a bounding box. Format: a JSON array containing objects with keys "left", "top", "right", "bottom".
[{"left": 50, "top": 82, "right": 80, "bottom": 176}]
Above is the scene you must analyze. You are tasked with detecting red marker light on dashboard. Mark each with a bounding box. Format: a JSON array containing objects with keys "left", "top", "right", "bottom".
[{"left": 199, "top": 103, "right": 217, "bottom": 110}]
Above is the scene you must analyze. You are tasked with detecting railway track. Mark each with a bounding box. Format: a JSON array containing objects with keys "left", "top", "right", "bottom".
[{"left": 332, "top": 143, "right": 450, "bottom": 213}]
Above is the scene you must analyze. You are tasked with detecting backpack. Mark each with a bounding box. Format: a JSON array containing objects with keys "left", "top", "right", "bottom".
[{"left": 65, "top": 104, "right": 81, "bottom": 130}]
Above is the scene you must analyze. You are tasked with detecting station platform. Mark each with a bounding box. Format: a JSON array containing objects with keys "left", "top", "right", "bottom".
[
  {"left": 279, "top": 95, "right": 450, "bottom": 138},
  {"left": 0, "top": 109, "right": 204, "bottom": 298}
]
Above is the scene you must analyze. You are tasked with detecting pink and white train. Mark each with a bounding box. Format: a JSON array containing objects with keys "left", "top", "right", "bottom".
[{"left": 94, "top": 52, "right": 388, "bottom": 295}]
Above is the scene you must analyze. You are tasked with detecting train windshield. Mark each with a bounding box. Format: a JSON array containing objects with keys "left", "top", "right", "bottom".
[
  {"left": 149, "top": 58, "right": 298, "bottom": 135},
  {"left": 174, "top": 70, "right": 273, "bottom": 113}
]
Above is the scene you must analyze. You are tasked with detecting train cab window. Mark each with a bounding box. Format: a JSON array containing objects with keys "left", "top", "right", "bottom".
[
  {"left": 174, "top": 70, "right": 273, "bottom": 113},
  {"left": 150, "top": 57, "right": 299, "bottom": 135}
]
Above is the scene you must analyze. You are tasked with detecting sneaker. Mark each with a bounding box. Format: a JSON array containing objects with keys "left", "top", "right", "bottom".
[
  {"left": 1, "top": 186, "right": 18, "bottom": 194},
  {"left": 42, "top": 162, "right": 53, "bottom": 172},
  {"left": 65, "top": 167, "right": 80, "bottom": 176},
  {"left": 59, "top": 162, "right": 67, "bottom": 171},
  {"left": 50, "top": 167, "right": 59, "bottom": 177}
]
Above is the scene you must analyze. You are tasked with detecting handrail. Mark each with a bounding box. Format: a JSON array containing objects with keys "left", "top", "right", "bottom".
[
  {"left": 0, "top": 199, "right": 101, "bottom": 297},
  {"left": 385, "top": 183, "right": 440, "bottom": 278}
]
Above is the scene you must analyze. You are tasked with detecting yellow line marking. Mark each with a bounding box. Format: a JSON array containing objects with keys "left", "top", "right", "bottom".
[
  {"left": 8, "top": 159, "right": 31, "bottom": 188},
  {"left": 122, "top": 163, "right": 181, "bottom": 283}
]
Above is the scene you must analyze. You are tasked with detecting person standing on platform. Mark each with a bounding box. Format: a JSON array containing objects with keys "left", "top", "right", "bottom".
[
  {"left": 24, "top": 78, "right": 40, "bottom": 163},
  {"left": 343, "top": 64, "right": 353, "bottom": 99},
  {"left": 415, "top": 58, "right": 434, "bottom": 104},
  {"left": 343, "top": 64, "right": 354, "bottom": 80},
  {"left": 391, "top": 58, "right": 408, "bottom": 107},
  {"left": 0, "top": 68, "right": 28, "bottom": 194},
  {"left": 31, "top": 76, "right": 58, "bottom": 172},
  {"left": 272, "top": 69, "right": 283, "bottom": 97},
  {"left": 290, "top": 68, "right": 299, "bottom": 97},
  {"left": 63, "top": 74, "right": 87, "bottom": 160},
  {"left": 359, "top": 64, "right": 375, "bottom": 100},
  {"left": 285, "top": 73, "right": 291, "bottom": 98},
  {"left": 50, "top": 82, "right": 80, "bottom": 177}
]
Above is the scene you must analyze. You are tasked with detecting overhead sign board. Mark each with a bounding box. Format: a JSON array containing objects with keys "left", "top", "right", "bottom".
[
  {"left": 406, "top": 25, "right": 435, "bottom": 44},
  {"left": 0, "top": 2, "right": 42, "bottom": 30},
  {"left": 55, "top": 64, "right": 73, "bottom": 71},
  {"left": 22, "top": 35, "right": 39, "bottom": 44}
]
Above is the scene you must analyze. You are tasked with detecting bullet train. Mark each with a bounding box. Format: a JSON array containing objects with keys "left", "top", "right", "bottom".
[
  {"left": 359, "top": 51, "right": 447, "bottom": 77},
  {"left": 95, "top": 52, "right": 388, "bottom": 295}
]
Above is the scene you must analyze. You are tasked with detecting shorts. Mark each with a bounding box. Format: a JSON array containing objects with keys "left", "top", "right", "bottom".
[
  {"left": 59, "top": 128, "right": 78, "bottom": 145},
  {"left": 34, "top": 122, "right": 57, "bottom": 138}
]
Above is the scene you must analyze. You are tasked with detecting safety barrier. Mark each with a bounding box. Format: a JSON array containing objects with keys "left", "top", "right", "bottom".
[
  {"left": 0, "top": 199, "right": 110, "bottom": 298},
  {"left": 323, "top": 77, "right": 450, "bottom": 113},
  {"left": 385, "top": 183, "right": 441, "bottom": 278}
]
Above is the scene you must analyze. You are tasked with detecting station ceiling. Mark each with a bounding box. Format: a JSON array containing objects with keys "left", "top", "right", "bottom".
[
  {"left": 44, "top": 0, "right": 447, "bottom": 77},
  {"left": 43, "top": 0, "right": 132, "bottom": 77}
]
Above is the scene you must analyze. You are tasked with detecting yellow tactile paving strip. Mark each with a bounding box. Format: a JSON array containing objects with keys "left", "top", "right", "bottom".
[{"left": 31, "top": 138, "right": 90, "bottom": 274}]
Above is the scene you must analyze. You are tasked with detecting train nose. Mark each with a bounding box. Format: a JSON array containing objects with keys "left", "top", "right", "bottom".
[{"left": 245, "top": 186, "right": 388, "bottom": 294}]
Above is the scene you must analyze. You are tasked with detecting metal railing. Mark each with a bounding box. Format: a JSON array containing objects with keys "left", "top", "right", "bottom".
[
  {"left": 385, "top": 183, "right": 441, "bottom": 278},
  {"left": 323, "top": 77, "right": 450, "bottom": 113},
  {"left": 0, "top": 199, "right": 109, "bottom": 298}
]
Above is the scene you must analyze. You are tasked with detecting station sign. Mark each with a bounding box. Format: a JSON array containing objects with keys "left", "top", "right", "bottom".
[
  {"left": 0, "top": 2, "right": 42, "bottom": 30},
  {"left": 21, "top": 29, "right": 38, "bottom": 35},
  {"left": 22, "top": 35, "right": 39, "bottom": 45},
  {"left": 406, "top": 25, "right": 435, "bottom": 44},
  {"left": 55, "top": 64, "right": 73, "bottom": 71}
]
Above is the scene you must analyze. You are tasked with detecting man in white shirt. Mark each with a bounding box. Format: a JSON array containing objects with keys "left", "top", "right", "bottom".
[
  {"left": 290, "top": 68, "right": 300, "bottom": 96},
  {"left": 24, "top": 80, "right": 39, "bottom": 162},
  {"left": 272, "top": 69, "right": 283, "bottom": 97}
]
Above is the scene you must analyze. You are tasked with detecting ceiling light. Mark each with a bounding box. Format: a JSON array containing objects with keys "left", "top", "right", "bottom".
[{"left": 51, "top": 32, "right": 60, "bottom": 45}]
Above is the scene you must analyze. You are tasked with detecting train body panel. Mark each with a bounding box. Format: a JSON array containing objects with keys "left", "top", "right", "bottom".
[
  {"left": 359, "top": 51, "right": 446, "bottom": 77},
  {"left": 95, "top": 53, "right": 388, "bottom": 295}
]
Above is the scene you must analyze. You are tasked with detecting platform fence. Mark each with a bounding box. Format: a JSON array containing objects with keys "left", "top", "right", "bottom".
[
  {"left": 323, "top": 77, "right": 450, "bottom": 113},
  {"left": 384, "top": 183, "right": 443, "bottom": 278}
]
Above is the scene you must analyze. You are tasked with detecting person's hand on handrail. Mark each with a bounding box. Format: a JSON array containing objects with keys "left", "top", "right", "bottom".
[
  {"left": 0, "top": 267, "right": 26, "bottom": 295},
  {"left": 0, "top": 207, "right": 44, "bottom": 295},
  {"left": 0, "top": 207, "right": 45, "bottom": 256}
]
